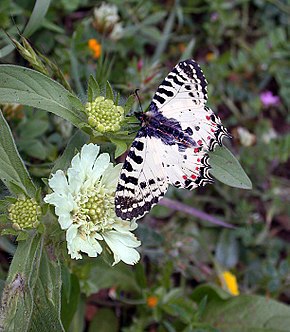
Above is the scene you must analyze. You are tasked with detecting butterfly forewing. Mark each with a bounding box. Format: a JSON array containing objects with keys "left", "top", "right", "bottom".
[
  {"left": 115, "top": 135, "right": 168, "bottom": 220},
  {"left": 115, "top": 59, "right": 230, "bottom": 220}
]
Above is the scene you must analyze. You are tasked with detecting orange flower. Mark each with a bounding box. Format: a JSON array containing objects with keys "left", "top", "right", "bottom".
[
  {"left": 146, "top": 295, "right": 158, "bottom": 308},
  {"left": 205, "top": 52, "right": 215, "bottom": 62},
  {"left": 88, "top": 39, "right": 102, "bottom": 59}
]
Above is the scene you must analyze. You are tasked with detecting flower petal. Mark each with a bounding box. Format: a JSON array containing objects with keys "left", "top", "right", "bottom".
[
  {"left": 90, "top": 153, "right": 110, "bottom": 183},
  {"left": 47, "top": 170, "right": 69, "bottom": 194},
  {"left": 81, "top": 143, "right": 100, "bottom": 173},
  {"left": 102, "top": 231, "right": 140, "bottom": 265},
  {"left": 101, "top": 163, "right": 122, "bottom": 191}
]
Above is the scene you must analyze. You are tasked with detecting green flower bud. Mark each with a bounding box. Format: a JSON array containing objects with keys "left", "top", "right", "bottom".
[
  {"left": 85, "top": 97, "right": 124, "bottom": 133},
  {"left": 8, "top": 197, "right": 41, "bottom": 230}
]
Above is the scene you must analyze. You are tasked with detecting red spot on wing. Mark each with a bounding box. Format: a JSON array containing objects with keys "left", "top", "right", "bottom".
[
  {"left": 182, "top": 175, "right": 187, "bottom": 180},
  {"left": 195, "top": 167, "right": 199, "bottom": 170},
  {"left": 197, "top": 140, "right": 203, "bottom": 146},
  {"left": 191, "top": 174, "right": 197, "bottom": 179},
  {"left": 206, "top": 115, "right": 211, "bottom": 120},
  {"left": 207, "top": 136, "right": 211, "bottom": 140},
  {"left": 211, "top": 128, "right": 215, "bottom": 132},
  {"left": 194, "top": 148, "right": 199, "bottom": 153},
  {"left": 197, "top": 158, "right": 201, "bottom": 162}
]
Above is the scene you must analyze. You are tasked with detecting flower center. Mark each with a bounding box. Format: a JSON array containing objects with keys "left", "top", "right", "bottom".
[
  {"left": 75, "top": 185, "right": 116, "bottom": 233},
  {"left": 85, "top": 96, "right": 124, "bottom": 133},
  {"left": 8, "top": 197, "right": 41, "bottom": 230}
]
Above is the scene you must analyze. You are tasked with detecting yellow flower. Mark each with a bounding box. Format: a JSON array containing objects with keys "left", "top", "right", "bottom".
[
  {"left": 219, "top": 271, "right": 239, "bottom": 296},
  {"left": 146, "top": 295, "right": 158, "bottom": 308},
  {"left": 88, "top": 39, "right": 102, "bottom": 59}
]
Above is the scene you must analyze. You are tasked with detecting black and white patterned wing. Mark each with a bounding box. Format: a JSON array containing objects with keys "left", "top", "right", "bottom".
[
  {"left": 151, "top": 59, "right": 230, "bottom": 152},
  {"left": 115, "top": 59, "right": 230, "bottom": 220},
  {"left": 115, "top": 133, "right": 168, "bottom": 220}
]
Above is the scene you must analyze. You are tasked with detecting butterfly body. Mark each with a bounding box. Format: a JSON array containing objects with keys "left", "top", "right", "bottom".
[
  {"left": 115, "top": 59, "right": 231, "bottom": 221},
  {"left": 137, "top": 104, "right": 197, "bottom": 151}
]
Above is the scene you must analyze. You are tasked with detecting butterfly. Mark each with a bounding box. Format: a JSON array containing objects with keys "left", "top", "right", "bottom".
[{"left": 115, "top": 59, "right": 230, "bottom": 220}]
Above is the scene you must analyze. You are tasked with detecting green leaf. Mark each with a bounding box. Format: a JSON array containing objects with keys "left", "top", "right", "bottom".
[
  {"left": 88, "top": 308, "right": 118, "bottom": 332},
  {"left": 61, "top": 269, "right": 80, "bottom": 331},
  {"left": 215, "top": 229, "right": 239, "bottom": 269},
  {"left": 162, "top": 296, "right": 197, "bottom": 324},
  {"left": 105, "top": 81, "right": 114, "bottom": 101},
  {"left": 0, "top": 234, "right": 64, "bottom": 331},
  {"left": 0, "top": 1, "right": 51, "bottom": 58},
  {"left": 0, "top": 65, "right": 86, "bottom": 127},
  {"left": 29, "top": 248, "right": 64, "bottom": 332},
  {"left": 18, "top": 139, "right": 47, "bottom": 160},
  {"left": 209, "top": 146, "right": 252, "bottom": 189},
  {"left": 23, "top": 0, "right": 52, "bottom": 37},
  {"left": 0, "top": 236, "right": 16, "bottom": 255},
  {"left": 110, "top": 138, "right": 127, "bottom": 158},
  {"left": 69, "top": 297, "right": 86, "bottom": 332},
  {"left": 79, "top": 260, "right": 140, "bottom": 296},
  {"left": 0, "top": 199, "right": 9, "bottom": 212},
  {"left": 87, "top": 75, "right": 100, "bottom": 103},
  {"left": 19, "top": 119, "right": 49, "bottom": 139},
  {"left": 0, "top": 110, "right": 36, "bottom": 197},
  {"left": 135, "top": 263, "right": 147, "bottom": 289},
  {"left": 191, "top": 284, "right": 232, "bottom": 303},
  {"left": 124, "top": 94, "right": 135, "bottom": 114},
  {"left": 199, "top": 294, "right": 290, "bottom": 332},
  {"left": 52, "top": 130, "right": 89, "bottom": 173}
]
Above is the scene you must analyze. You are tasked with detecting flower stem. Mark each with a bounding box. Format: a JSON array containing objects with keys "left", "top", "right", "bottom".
[{"left": 159, "top": 197, "right": 235, "bottom": 229}]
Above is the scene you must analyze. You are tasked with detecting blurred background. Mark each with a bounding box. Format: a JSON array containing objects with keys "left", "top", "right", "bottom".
[{"left": 0, "top": 0, "right": 289, "bottom": 331}]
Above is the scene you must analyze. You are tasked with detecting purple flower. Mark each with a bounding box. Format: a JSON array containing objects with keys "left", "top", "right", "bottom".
[
  {"left": 260, "top": 91, "right": 280, "bottom": 107},
  {"left": 210, "top": 12, "right": 219, "bottom": 22}
]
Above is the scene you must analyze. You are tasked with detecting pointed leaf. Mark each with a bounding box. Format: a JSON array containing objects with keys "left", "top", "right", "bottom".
[
  {"left": 124, "top": 94, "right": 135, "bottom": 114},
  {"left": 0, "top": 234, "right": 65, "bottom": 332},
  {"left": 0, "top": 234, "right": 43, "bottom": 332},
  {"left": 0, "top": 65, "right": 86, "bottom": 127},
  {"left": 0, "top": 110, "right": 36, "bottom": 197},
  {"left": 87, "top": 75, "right": 100, "bottom": 102},
  {"left": 105, "top": 81, "right": 114, "bottom": 101},
  {"left": 23, "top": 0, "right": 52, "bottom": 37},
  {"left": 110, "top": 138, "right": 127, "bottom": 159},
  {"left": 209, "top": 146, "right": 252, "bottom": 189}
]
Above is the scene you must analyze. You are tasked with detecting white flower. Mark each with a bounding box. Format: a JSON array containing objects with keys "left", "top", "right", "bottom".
[
  {"left": 109, "top": 22, "right": 124, "bottom": 41},
  {"left": 237, "top": 127, "right": 256, "bottom": 147},
  {"left": 94, "top": 3, "right": 120, "bottom": 31},
  {"left": 44, "top": 143, "right": 140, "bottom": 265}
]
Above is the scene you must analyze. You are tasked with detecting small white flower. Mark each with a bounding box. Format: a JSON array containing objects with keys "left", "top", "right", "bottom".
[
  {"left": 44, "top": 143, "right": 140, "bottom": 265},
  {"left": 109, "top": 22, "right": 124, "bottom": 41},
  {"left": 237, "top": 127, "right": 256, "bottom": 147},
  {"left": 94, "top": 3, "right": 120, "bottom": 31}
]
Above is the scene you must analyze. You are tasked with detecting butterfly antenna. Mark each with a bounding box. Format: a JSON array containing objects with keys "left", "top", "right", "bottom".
[{"left": 135, "top": 89, "right": 143, "bottom": 113}]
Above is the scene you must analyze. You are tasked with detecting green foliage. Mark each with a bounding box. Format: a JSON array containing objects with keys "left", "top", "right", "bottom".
[
  {"left": 0, "top": 66, "right": 85, "bottom": 127},
  {"left": 209, "top": 146, "right": 252, "bottom": 189},
  {"left": 0, "top": 110, "right": 36, "bottom": 197},
  {"left": 0, "top": 0, "right": 289, "bottom": 331},
  {"left": 193, "top": 285, "right": 290, "bottom": 332},
  {"left": 0, "top": 234, "right": 64, "bottom": 331}
]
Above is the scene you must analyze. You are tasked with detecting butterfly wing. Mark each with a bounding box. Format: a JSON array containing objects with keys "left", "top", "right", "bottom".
[
  {"left": 115, "top": 59, "right": 230, "bottom": 220},
  {"left": 115, "top": 132, "right": 168, "bottom": 220},
  {"left": 151, "top": 59, "right": 230, "bottom": 152}
]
